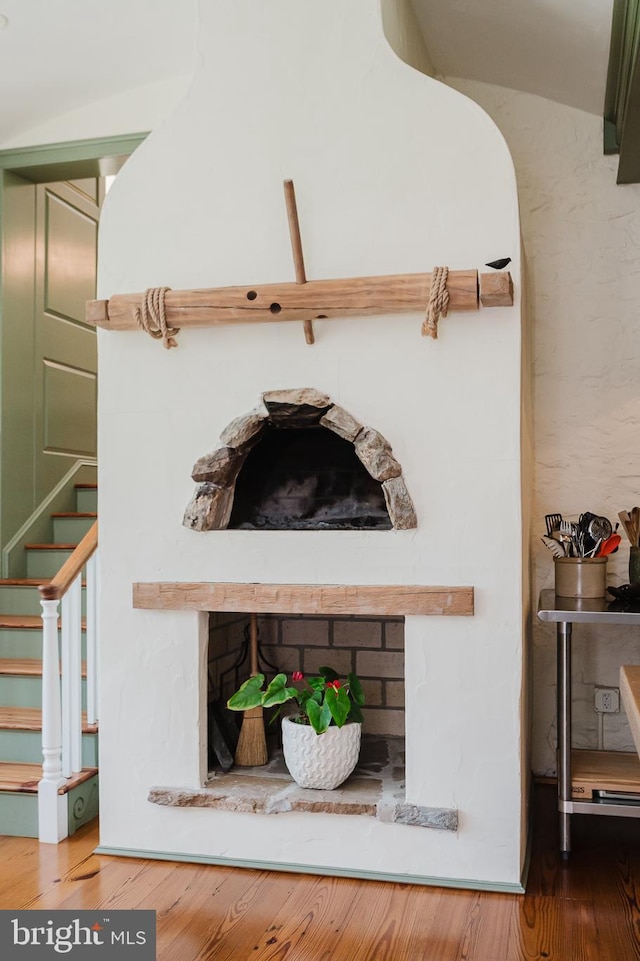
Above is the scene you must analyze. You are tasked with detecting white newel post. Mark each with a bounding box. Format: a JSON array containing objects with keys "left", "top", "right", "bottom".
[{"left": 38, "top": 597, "right": 68, "bottom": 843}]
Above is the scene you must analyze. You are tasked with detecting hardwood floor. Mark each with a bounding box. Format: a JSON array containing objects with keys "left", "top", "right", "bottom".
[{"left": 1, "top": 785, "right": 640, "bottom": 960}]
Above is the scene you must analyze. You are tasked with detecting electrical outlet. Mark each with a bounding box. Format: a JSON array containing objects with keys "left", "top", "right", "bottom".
[{"left": 594, "top": 686, "right": 620, "bottom": 713}]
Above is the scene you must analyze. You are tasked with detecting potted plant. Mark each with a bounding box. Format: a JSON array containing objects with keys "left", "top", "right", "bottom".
[{"left": 227, "top": 667, "right": 365, "bottom": 789}]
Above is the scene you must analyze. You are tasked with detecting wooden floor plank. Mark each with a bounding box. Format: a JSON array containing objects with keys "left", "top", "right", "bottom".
[
  {"left": 246, "top": 873, "right": 392, "bottom": 961},
  {"left": 22, "top": 854, "right": 157, "bottom": 912},
  {"left": 158, "top": 866, "right": 287, "bottom": 961},
  {"left": 0, "top": 787, "right": 640, "bottom": 960},
  {"left": 0, "top": 822, "right": 98, "bottom": 906},
  {"left": 590, "top": 852, "right": 640, "bottom": 961},
  {"left": 508, "top": 895, "right": 599, "bottom": 961}
]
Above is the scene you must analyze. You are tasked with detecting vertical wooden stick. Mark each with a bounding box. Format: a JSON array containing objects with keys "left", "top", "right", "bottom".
[
  {"left": 234, "top": 613, "right": 268, "bottom": 766},
  {"left": 283, "top": 179, "right": 314, "bottom": 345},
  {"left": 249, "top": 613, "right": 259, "bottom": 674}
]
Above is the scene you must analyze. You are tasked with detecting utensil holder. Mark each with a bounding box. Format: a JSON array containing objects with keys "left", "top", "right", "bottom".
[
  {"left": 630, "top": 547, "right": 640, "bottom": 585},
  {"left": 554, "top": 557, "right": 607, "bottom": 599}
]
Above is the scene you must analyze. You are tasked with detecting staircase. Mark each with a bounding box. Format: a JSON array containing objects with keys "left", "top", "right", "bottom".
[{"left": 0, "top": 483, "right": 99, "bottom": 838}]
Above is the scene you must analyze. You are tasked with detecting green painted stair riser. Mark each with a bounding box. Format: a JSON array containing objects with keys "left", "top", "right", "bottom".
[
  {"left": 0, "top": 730, "right": 98, "bottom": 766},
  {"left": 0, "top": 773, "right": 99, "bottom": 839},
  {"left": 0, "top": 675, "right": 87, "bottom": 709},
  {"left": 75, "top": 489, "right": 97, "bottom": 513},
  {"left": 0, "top": 585, "right": 88, "bottom": 616},
  {"left": 67, "top": 775, "right": 99, "bottom": 835},
  {"left": 0, "top": 791, "right": 39, "bottom": 838},
  {"left": 0, "top": 629, "right": 87, "bottom": 659},
  {"left": 27, "top": 549, "right": 75, "bottom": 580},
  {"left": 52, "top": 516, "right": 96, "bottom": 543}
]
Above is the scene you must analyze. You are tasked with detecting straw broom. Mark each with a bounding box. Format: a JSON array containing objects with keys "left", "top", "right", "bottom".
[{"left": 234, "top": 613, "right": 268, "bottom": 766}]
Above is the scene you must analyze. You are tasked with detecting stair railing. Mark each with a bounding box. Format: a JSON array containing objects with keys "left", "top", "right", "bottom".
[{"left": 38, "top": 521, "right": 99, "bottom": 843}]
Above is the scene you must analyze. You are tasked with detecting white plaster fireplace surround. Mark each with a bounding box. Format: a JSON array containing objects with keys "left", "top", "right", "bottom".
[{"left": 96, "top": 0, "right": 527, "bottom": 890}]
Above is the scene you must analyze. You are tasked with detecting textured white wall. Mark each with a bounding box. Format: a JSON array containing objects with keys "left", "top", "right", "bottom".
[
  {"left": 381, "top": 0, "right": 435, "bottom": 76},
  {"left": 0, "top": 0, "right": 197, "bottom": 148},
  {"left": 450, "top": 78, "right": 640, "bottom": 775},
  {"left": 0, "top": 76, "right": 193, "bottom": 151},
  {"left": 95, "top": 0, "right": 525, "bottom": 887}
]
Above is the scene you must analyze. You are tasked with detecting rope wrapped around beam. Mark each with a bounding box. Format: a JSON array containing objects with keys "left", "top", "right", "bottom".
[
  {"left": 421, "top": 266, "right": 450, "bottom": 339},
  {"left": 135, "top": 287, "right": 180, "bottom": 349}
]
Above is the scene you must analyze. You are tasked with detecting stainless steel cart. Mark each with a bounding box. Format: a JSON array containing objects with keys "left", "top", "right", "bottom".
[{"left": 538, "top": 590, "right": 640, "bottom": 857}]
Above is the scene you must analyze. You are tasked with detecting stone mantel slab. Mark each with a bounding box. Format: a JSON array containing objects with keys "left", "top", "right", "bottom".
[{"left": 132, "top": 582, "right": 474, "bottom": 616}]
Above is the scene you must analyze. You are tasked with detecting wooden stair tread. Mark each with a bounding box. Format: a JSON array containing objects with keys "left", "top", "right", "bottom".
[
  {"left": 0, "top": 615, "right": 86, "bottom": 630},
  {"left": 24, "top": 543, "right": 78, "bottom": 551},
  {"left": 0, "top": 762, "right": 97, "bottom": 794},
  {"left": 0, "top": 707, "right": 97, "bottom": 733},
  {"left": 621, "top": 666, "right": 640, "bottom": 760},
  {"left": 0, "top": 579, "right": 50, "bottom": 587},
  {"left": 74, "top": 483, "right": 97, "bottom": 489},
  {"left": 0, "top": 658, "right": 87, "bottom": 676},
  {"left": 0, "top": 578, "right": 87, "bottom": 589},
  {"left": 0, "top": 615, "right": 43, "bottom": 630},
  {"left": 50, "top": 512, "right": 97, "bottom": 519}
]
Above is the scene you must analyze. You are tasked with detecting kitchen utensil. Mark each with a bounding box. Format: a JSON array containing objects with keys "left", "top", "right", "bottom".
[
  {"left": 618, "top": 510, "right": 636, "bottom": 545},
  {"left": 588, "top": 515, "right": 612, "bottom": 543},
  {"left": 545, "top": 513, "right": 563, "bottom": 536},
  {"left": 596, "top": 533, "right": 621, "bottom": 557},
  {"left": 559, "top": 519, "right": 575, "bottom": 556},
  {"left": 541, "top": 535, "right": 565, "bottom": 558},
  {"left": 577, "top": 512, "right": 597, "bottom": 556},
  {"left": 585, "top": 538, "right": 603, "bottom": 558}
]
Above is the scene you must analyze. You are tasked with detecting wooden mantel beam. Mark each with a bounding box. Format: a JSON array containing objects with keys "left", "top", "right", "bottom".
[
  {"left": 132, "top": 582, "right": 474, "bottom": 617},
  {"left": 87, "top": 270, "right": 512, "bottom": 332}
]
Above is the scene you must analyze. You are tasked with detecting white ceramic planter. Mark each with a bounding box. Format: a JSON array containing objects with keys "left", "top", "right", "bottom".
[{"left": 281, "top": 715, "right": 362, "bottom": 790}]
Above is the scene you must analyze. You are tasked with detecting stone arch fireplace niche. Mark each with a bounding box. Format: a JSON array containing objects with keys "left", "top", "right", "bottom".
[{"left": 183, "top": 388, "right": 417, "bottom": 531}]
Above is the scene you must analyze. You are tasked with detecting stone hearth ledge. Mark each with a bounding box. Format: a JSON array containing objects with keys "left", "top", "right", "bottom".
[{"left": 147, "top": 736, "right": 458, "bottom": 832}]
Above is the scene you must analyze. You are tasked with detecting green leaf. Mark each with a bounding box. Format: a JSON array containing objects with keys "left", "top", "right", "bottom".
[
  {"left": 227, "top": 674, "right": 265, "bottom": 711},
  {"left": 325, "top": 685, "right": 350, "bottom": 727},
  {"left": 308, "top": 676, "right": 326, "bottom": 692},
  {"left": 306, "top": 699, "right": 332, "bottom": 734},
  {"left": 319, "top": 666, "right": 339, "bottom": 682},
  {"left": 261, "top": 674, "right": 298, "bottom": 708},
  {"left": 347, "top": 673, "right": 365, "bottom": 706}
]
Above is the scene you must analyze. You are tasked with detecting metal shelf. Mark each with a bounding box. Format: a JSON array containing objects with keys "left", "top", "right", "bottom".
[{"left": 538, "top": 592, "right": 640, "bottom": 856}]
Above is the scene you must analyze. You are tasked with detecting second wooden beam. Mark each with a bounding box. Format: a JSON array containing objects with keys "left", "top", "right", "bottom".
[{"left": 86, "top": 269, "right": 499, "bottom": 330}]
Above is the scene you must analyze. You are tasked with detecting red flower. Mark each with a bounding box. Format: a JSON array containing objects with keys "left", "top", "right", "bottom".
[
  {"left": 328, "top": 680, "right": 341, "bottom": 690},
  {"left": 292, "top": 671, "right": 304, "bottom": 682}
]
